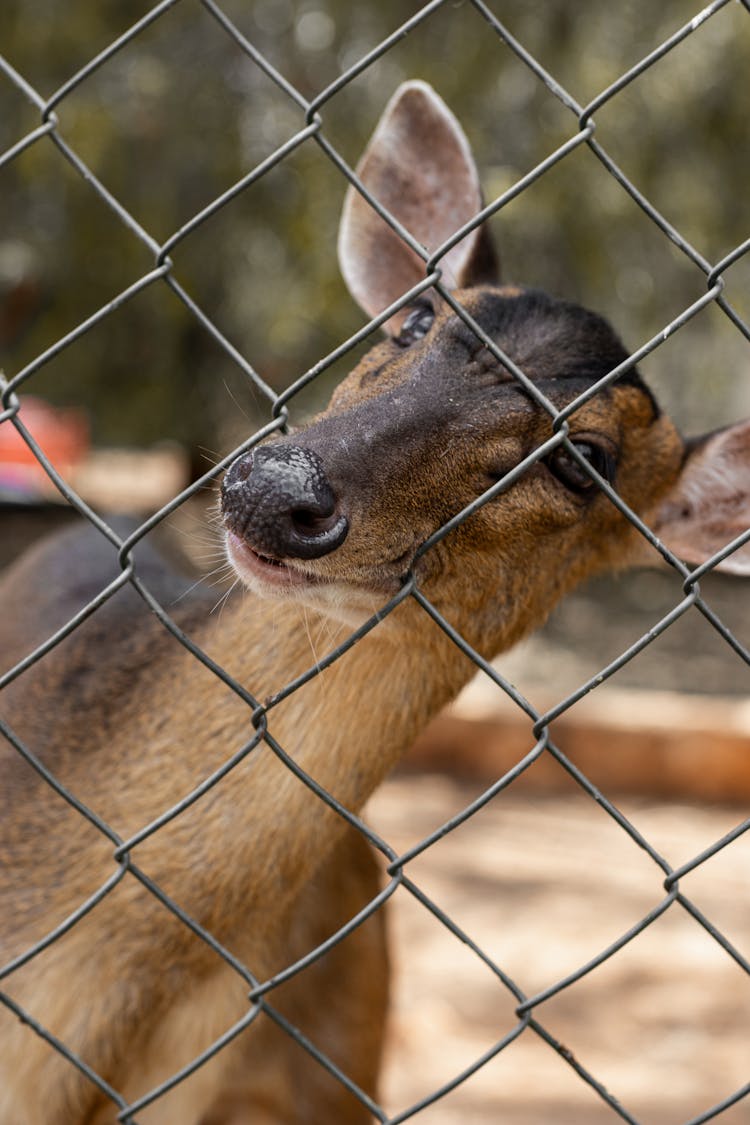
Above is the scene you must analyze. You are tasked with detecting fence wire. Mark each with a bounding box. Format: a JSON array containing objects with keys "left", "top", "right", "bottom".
[{"left": 1, "top": 1, "right": 749, "bottom": 1123}]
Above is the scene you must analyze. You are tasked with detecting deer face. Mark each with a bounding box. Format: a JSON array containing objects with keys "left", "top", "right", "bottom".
[{"left": 223, "top": 283, "right": 682, "bottom": 651}]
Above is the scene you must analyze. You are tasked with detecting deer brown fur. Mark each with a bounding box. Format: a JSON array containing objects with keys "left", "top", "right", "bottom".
[{"left": 1, "top": 81, "right": 749, "bottom": 1124}]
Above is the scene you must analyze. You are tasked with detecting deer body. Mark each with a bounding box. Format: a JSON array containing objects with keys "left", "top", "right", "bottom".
[{"left": 1, "top": 82, "right": 748, "bottom": 1124}]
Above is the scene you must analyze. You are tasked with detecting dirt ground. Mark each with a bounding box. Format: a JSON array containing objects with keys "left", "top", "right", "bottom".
[
  {"left": 367, "top": 775, "right": 750, "bottom": 1125},
  {"left": 361, "top": 555, "right": 750, "bottom": 1122}
]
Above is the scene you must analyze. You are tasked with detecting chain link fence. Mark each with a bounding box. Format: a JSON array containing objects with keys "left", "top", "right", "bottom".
[{"left": 1, "top": 1, "right": 749, "bottom": 1122}]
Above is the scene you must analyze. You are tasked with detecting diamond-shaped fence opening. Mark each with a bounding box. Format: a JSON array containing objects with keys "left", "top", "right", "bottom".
[{"left": 1, "top": 2, "right": 749, "bottom": 1123}]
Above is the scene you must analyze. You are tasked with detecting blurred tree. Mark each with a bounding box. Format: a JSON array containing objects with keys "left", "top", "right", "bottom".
[{"left": 1, "top": 0, "right": 748, "bottom": 458}]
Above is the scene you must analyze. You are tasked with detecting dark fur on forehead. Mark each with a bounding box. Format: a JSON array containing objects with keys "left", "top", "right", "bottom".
[{"left": 466, "top": 287, "right": 659, "bottom": 410}]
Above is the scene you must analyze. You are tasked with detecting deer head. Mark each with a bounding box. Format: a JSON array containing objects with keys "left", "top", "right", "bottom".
[{"left": 222, "top": 81, "right": 750, "bottom": 658}]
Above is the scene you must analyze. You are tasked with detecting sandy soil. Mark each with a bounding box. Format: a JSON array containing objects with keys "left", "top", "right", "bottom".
[{"left": 367, "top": 775, "right": 750, "bottom": 1125}]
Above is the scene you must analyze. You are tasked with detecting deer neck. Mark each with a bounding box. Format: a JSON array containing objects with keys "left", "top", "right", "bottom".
[
  {"left": 150, "top": 591, "right": 471, "bottom": 938},
  {"left": 211, "top": 588, "right": 469, "bottom": 802}
]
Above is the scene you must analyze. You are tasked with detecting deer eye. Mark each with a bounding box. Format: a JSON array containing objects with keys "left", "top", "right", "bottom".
[
  {"left": 396, "top": 303, "right": 435, "bottom": 347},
  {"left": 546, "top": 441, "right": 615, "bottom": 494}
]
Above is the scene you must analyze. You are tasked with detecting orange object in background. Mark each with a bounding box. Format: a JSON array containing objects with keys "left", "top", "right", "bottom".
[{"left": 0, "top": 397, "right": 89, "bottom": 498}]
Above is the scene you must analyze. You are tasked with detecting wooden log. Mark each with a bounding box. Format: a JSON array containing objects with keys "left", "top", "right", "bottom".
[{"left": 405, "top": 683, "right": 750, "bottom": 803}]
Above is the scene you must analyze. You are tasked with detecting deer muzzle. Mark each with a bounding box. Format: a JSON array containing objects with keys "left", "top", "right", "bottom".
[{"left": 221, "top": 445, "right": 349, "bottom": 561}]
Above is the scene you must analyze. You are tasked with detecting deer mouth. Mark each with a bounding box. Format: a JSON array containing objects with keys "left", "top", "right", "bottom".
[
  {"left": 225, "top": 531, "right": 323, "bottom": 591},
  {"left": 225, "top": 529, "right": 411, "bottom": 615}
]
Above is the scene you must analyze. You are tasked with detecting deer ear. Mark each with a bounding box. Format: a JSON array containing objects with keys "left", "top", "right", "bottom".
[
  {"left": 648, "top": 419, "right": 750, "bottom": 575},
  {"left": 337, "top": 80, "right": 499, "bottom": 335}
]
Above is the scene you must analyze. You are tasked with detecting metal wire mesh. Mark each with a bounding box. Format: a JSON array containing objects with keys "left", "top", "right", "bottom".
[{"left": 1, "top": 1, "right": 749, "bottom": 1122}]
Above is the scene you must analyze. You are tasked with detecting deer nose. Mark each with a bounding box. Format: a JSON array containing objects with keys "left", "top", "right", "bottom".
[{"left": 221, "top": 445, "right": 349, "bottom": 560}]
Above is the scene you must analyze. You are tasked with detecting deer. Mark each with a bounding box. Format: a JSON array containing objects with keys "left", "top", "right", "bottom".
[{"left": 1, "top": 80, "right": 749, "bottom": 1125}]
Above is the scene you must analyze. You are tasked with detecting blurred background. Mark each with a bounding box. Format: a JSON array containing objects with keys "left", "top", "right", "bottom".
[
  {"left": 2, "top": 2, "right": 749, "bottom": 1122},
  {"left": 2, "top": 0, "right": 749, "bottom": 451}
]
